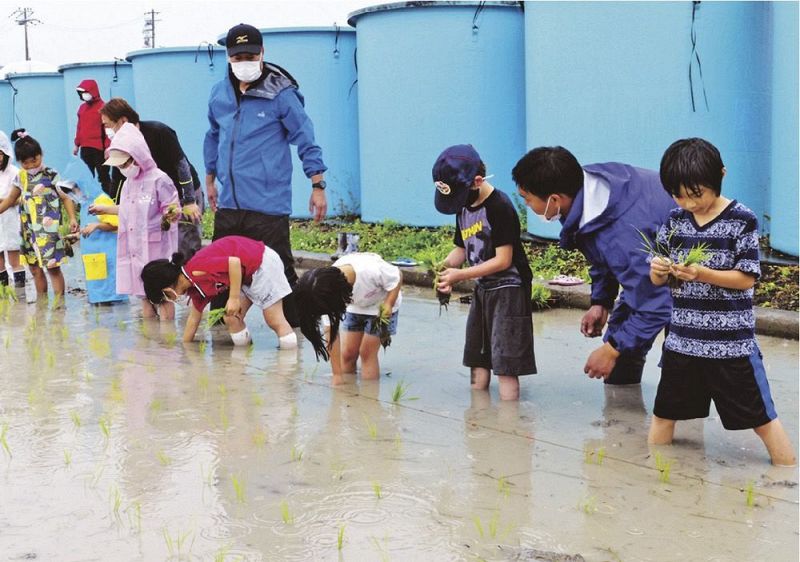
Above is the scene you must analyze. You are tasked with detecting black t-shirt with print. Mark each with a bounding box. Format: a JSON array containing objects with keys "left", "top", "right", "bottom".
[{"left": 454, "top": 189, "right": 532, "bottom": 289}]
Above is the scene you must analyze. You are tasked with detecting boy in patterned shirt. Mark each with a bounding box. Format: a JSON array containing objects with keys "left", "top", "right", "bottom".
[{"left": 648, "top": 138, "right": 795, "bottom": 466}]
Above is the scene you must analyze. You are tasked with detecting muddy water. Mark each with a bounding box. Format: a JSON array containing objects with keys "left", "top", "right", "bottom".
[{"left": 0, "top": 266, "right": 797, "bottom": 561}]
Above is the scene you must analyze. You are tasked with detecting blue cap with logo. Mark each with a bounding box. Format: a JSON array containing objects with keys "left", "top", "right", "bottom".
[{"left": 432, "top": 144, "right": 482, "bottom": 215}]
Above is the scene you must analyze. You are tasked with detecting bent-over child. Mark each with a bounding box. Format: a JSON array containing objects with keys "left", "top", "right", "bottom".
[
  {"left": 648, "top": 137, "right": 796, "bottom": 466},
  {"left": 141, "top": 235, "right": 296, "bottom": 348},
  {"left": 295, "top": 252, "right": 402, "bottom": 385},
  {"left": 433, "top": 144, "right": 536, "bottom": 401}
]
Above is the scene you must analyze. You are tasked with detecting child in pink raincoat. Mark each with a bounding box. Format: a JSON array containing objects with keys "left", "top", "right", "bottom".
[{"left": 90, "top": 122, "right": 179, "bottom": 319}]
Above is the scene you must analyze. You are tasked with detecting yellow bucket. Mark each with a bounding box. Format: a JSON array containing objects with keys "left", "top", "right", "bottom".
[{"left": 83, "top": 253, "right": 108, "bottom": 281}]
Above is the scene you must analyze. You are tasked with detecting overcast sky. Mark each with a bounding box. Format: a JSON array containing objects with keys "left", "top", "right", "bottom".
[{"left": 0, "top": 0, "right": 371, "bottom": 67}]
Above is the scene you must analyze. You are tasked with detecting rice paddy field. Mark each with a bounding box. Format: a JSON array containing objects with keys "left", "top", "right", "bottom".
[{"left": 0, "top": 258, "right": 797, "bottom": 561}]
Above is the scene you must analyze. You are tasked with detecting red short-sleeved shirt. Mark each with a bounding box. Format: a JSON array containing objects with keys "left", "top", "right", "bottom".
[{"left": 184, "top": 236, "right": 266, "bottom": 310}]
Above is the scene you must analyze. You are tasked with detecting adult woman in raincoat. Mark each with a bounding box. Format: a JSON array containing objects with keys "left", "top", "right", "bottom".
[{"left": 91, "top": 122, "right": 179, "bottom": 319}]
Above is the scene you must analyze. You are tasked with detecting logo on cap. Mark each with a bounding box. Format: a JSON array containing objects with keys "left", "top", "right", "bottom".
[
  {"left": 236, "top": 35, "right": 249, "bottom": 44},
  {"left": 435, "top": 181, "right": 451, "bottom": 195}
]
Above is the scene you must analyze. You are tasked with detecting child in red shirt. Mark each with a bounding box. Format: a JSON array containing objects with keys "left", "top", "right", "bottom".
[{"left": 141, "top": 235, "right": 296, "bottom": 347}]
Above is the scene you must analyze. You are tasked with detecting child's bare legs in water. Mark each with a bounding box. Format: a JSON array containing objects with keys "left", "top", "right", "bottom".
[
  {"left": 340, "top": 330, "right": 382, "bottom": 380},
  {"left": 224, "top": 295, "right": 293, "bottom": 345},
  {"left": 471, "top": 367, "right": 520, "bottom": 401}
]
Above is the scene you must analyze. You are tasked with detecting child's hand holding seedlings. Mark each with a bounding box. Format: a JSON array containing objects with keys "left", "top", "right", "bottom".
[
  {"left": 669, "top": 263, "right": 700, "bottom": 282},
  {"left": 81, "top": 223, "right": 99, "bottom": 237},
  {"left": 225, "top": 295, "right": 242, "bottom": 319},
  {"left": 161, "top": 204, "right": 180, "bottom": 231},
  {"left": 437, "top": 268, "right": 462, "bottom": 292}
]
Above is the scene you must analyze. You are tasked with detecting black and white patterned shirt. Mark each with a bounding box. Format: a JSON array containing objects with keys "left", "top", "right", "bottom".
[{"left": 657, "top": 201, "right": 761, "bottom": 359}]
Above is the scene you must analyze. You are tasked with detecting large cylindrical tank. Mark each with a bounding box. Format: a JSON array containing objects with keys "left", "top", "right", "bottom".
[
  {"left": 5, "top": 72, "right": 69, "bottom": 172},
  {"left": 59, "top": 61, "right": 135, "bottom": 155},
  {"left": 524, "top": 2, "right": 772, "bottom": 239},
  {"left": 0, "top": 80, "right": 12, "bottom": 135},
  {"left": 215, "top": 27, "right": 360, "bottom": 218},
  {"left": 348, "top": 2, "right": 526, "bottom": 226},
  {"left": 768, "top": 1, "right": 798, "bottom": 256},
  {"left": 126, "top": 47, "right": 227, "bottom": 188}
]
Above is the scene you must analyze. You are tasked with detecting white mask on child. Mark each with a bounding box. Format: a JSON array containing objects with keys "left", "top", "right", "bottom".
[
  {"left": 105, "top": 128, "right": 115, "bottom": 140},
  {"left": 119, "top": 163, "right": 139, "bottom": 179},
  {"left": 536, "top": 196, "right": 562, "bottom": 223},
  {"left": 80, "top": 92, "right": 93, "bottom": 102}
]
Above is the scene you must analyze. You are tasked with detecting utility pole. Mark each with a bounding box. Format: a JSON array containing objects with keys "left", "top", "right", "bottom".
[
  {"left": 10, "top": 7, "right": 41, "bottom": 61},
  {"left": 142, "top": 9, "right": 160, "bottom": 48}
]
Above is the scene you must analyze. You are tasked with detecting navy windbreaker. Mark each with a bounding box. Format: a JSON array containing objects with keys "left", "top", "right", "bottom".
[{"left": 560, "top": 163, "right": 676, "bottom": 355}]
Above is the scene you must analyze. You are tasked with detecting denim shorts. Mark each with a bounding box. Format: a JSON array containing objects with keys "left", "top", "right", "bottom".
[{"left": 342, "top": 310, "right": 399, "bottom": 337}]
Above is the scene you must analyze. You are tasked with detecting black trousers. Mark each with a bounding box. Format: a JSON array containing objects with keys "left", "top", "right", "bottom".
[
  {"left": 79, "top": 147, "right": 111, "bottom": 192},
  {"left": 210, "top": 209, "right": 299, "bottom": 327}
]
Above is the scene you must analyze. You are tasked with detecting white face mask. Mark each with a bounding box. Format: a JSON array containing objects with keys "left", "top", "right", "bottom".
[
  {"left": 231, "top": 60, "right": 263, "bottom": 83},
  {"left": 80, "top": 92, "right": 93, "bottom": 102},
  {"left": 105, "top": 128, "right": 115, "bottom": 139},
  {"left": 536, "top": 196, "right": 562, "bottom": 223},
  {"left": 119, "top": 163, "right": 139, "bottom": 179}
]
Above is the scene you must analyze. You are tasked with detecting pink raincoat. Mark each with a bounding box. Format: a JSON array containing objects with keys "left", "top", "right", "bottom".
[{"left": 111, "top": 123, "right": 179, "bottom": 298}]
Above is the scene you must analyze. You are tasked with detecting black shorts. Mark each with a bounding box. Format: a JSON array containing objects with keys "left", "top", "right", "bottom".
[
  {"left": 463, "top": 284, "right": 537, "bottom": 376},
  {"left": 653, "top": 348, "right": 778, "bottom": 430}
]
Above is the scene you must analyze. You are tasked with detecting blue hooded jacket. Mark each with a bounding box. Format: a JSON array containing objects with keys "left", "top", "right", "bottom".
[
  {"left": 203, "top": 64, "right": 327, "bottom": 216},
  {"left": 560, "top": 163, "right": 676, "bottom": 354}
]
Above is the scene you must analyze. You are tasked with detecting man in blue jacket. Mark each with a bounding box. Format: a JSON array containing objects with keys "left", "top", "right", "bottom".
[
  {"left": 513, "top": 146, "right": 676, "bottom": 384},
  {"left": 204, "top": 23, "right": 328, "bottom": 326}
]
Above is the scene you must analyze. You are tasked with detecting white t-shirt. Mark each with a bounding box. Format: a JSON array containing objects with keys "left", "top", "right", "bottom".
[
  {"left": 580, "top": 170, "right": 611, "bottom": 227},
  {"left": 333, "top": 253, "right": 402, "bottom": 315}
]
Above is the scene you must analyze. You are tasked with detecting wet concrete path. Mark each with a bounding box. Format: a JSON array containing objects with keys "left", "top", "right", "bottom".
[{"left": 0, "top": 260, "right": 797, "bottom": 561}]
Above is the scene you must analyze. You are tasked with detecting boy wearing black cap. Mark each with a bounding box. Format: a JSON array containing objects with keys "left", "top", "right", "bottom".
[{"left": 434, "top": 145, "right": 536, "bottom": 401}]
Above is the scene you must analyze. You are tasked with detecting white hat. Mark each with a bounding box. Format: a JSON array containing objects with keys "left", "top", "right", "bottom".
[
  {"left": 103, "top": 149, "right": 131, "bottom": 167},
  {"left": 0, "top": 131, "right": 11, "bottom": 157}
]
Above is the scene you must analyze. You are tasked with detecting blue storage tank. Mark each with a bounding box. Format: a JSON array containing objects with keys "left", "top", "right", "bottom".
[
  {"left": 126, "top": 47, "right": 227, "bottom": 189},
  {"left": 59, "top": 61, "right": 135, "bottom": 155},
  {"left": 5, "top": 72, "right": 69, "bottom": 172},
  {"left": 348, "top": 1, "right": 526, "bottom": 226},
  {"left": 524, "top": 2, "right": 772, "bottom": 239},
  {"left": 0, "top": 80, "right": 12, "bottom": 135},
  {"left": 768, "top": 1, "right": 798, "bottom": 257},
  {"left": 215, "top": 27, "right": 360, "bottom": 218}
]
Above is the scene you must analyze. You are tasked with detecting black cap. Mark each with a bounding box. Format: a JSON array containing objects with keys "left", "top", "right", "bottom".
[
  {"left": 432, "top": 144, "right": 482, "bottom": 214},
  {"left": 225, "top": 23, "right": 263, "bottom": 56}
]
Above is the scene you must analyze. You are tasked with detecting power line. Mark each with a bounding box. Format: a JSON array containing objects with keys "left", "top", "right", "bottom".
[{"left": 9, "top": 7, "right": 42, "bottom": 61}]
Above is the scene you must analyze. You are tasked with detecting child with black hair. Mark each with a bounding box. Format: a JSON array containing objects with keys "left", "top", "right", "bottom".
[
  {"left": 0, "top": 129, "right": 77, "bottom": 301},
  {"left": 0, "top": 131, "right": 25, "bottom": 289},
  {"left": 294, "top": 253, "right": 401, "bottom": 386},
  {"left": 141, "top": 235, "right": 296, "bottom": 348},
  {"left": 649, "top": 137, "right": 795, "bottom": 466}
]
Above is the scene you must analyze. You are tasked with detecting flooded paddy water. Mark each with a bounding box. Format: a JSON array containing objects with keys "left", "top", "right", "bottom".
[{"left": 0, "top": 260, "right": 797, "bottom": 561}]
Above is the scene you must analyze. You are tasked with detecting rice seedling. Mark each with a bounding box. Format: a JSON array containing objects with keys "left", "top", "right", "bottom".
[
  {"left": 290, "top": 404, "right": 298, "bottom": 419},
  {"left": 70, "top": 410, "right": 82, "bottom": 428},
  {"left": 219, "top": 404, "right": 229, "bottom": 430},
  {"left": 51, "top": 293, "right": 65, "bottom": 312},
  {"left": 84, "top": 371, "right": 93, "bottom": 382},
  {"left": 744, "top": 480, "right": 756, "bottom": 507},
  {"left": 682, "top": 242, "right": 711, "bottom": 266},
  {"left": 198, "top": 341, "right": 207, "bottom": 354},
  {"left": 45, "top": 350, "right": 55, "bottom": 369},
  {"left": 337, "top": 524, "right": 346, "bottom": 551},
  {"left": 60, "top": 326, "right": 69, "bottom": 340},
  {"left": 129, "top": 502, "right": 142, "bottom": 534},
  {"left": 376, "top": 303, "right": 392, "bottom": 350},
  {"left": 163, "top": 527, "right": 194, "bottom": 559},
  {"left": 654, "top": 451, "right": 673, "bottom": 483},
  {"left": 3, "top": 335, "right": 9, "bottom": 349},
  {"left": 530, "top": 284, "right": 553, "bottom": 309},
  {"left": 246, "top": 341, "right": 255, "bottom": 357},
  {"left": 214, "top": 545, "right": 231, "bottom": 562},
  {"left": 363, "top": 414, "right": 378, "bottom": 440},
  {"left": 251, "top": 427, "right": 267, "bottom": 447},
  {"left": 204, "top": 308, "right": 226, "bottom": 330},
  {"left": 156, "top": 450, "right": 172, "bottom": 466},
  {"left": 579, "top": 495, "right": 598, "bottom": 514},
  {"left": 149, "top": 399, "right": 163, "bottom": 416},
  {"left": 291, "top": 444, "right": 304, "bottom": 462},
  {"left": 109, "top": 378, "right": 124, "bottom": 403},
  {"left": 31, "top": 346, "right": 40, "bottom": 362},
  {"left": 251, "top": 393, "right": 264, "bottom": 406},
  {"left": 164, "top": 332, "right": 177, "bottom": 347},
  {"left": 117, "top": 319, "right": 127, "bottom": 331},
  {"left": 423, "top": 257, "right": 451, "bottom": 315},
  {"left": 369, "top": 536, "right": 390, "bottom": 562},
  {"left": 372, "top": 480, "right": 382, "bottom": 499},
  {"left": 584, "top": 446, "right": 606, "bottom": 465},
  {"left": 472, "top": 515, "right": 484, "bottom": 538},
  {"left": 331, "top": 461, "right": 346, "bottom": 481},
  {"left": 98, "top": 416, "right": 111, "bottom": 440},
  {"left": 497, "top": 475, "right": 511, "bottom": 498},
  {"left": 487, "top": 511, "right": 500, "bottom": 538},
  {"left": 280, "top": 500, "right": 294, "bottom": 524},
  {"left": 197, "top": 374, "right": 209, "bottom": 394},
  {"left": 391, "top": 380, "right": 417, "bottom": 403},
  {"left": 0, "top": 423, "right": 10, "bottom": 457},
  {"left": 231, "top": 474, "right": 246, "bottom": 503},
  {"left": 217, "top": 383, "right": 227, "bottom": 397},
  {"left": 110, "top": 484, "right": 122, "bottom": 515},
  {"left": 63, "top": 449, "right": 72, "bottom": 466}
]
